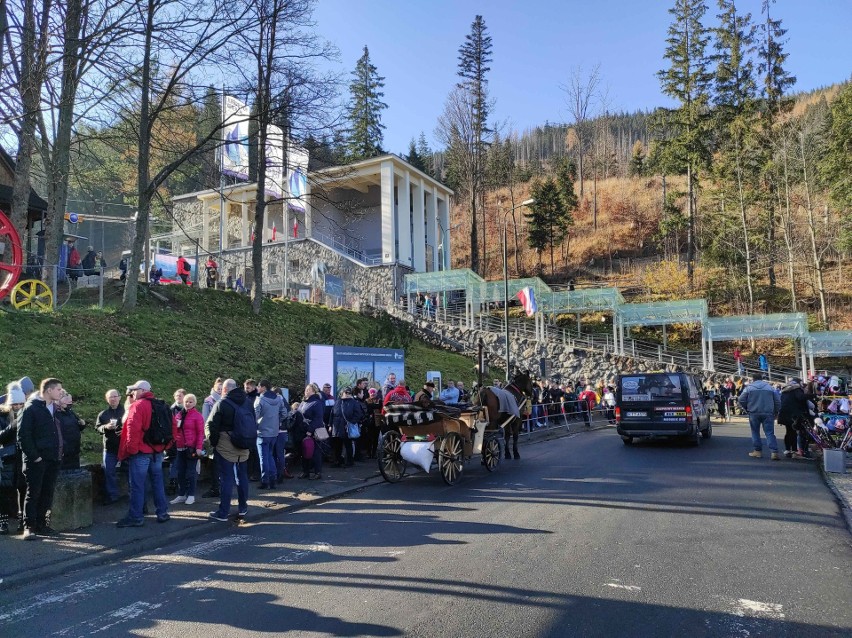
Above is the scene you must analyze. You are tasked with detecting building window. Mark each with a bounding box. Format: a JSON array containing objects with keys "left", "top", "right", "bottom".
[{"left": 268, "top": 262, "right": 277, "bottom": 276}]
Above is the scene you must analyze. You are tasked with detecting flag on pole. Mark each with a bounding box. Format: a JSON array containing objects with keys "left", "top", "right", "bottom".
[
  {"left": 271, "top": 222, "right": 277, "bottom": 241},
  {"left": 293, "top": 218, "right": 299, "bottom": 238},
  {"left": 516, "top": 286, "right": 537, "bottom": 317}
]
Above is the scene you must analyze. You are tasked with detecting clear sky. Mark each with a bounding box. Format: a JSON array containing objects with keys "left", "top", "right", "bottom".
[{"left": 312, "top": 0, "right": 852, "bottom": 153}]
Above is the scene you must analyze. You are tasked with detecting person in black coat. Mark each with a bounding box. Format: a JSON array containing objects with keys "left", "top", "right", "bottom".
[
  {"left": 56, "top": 392, "right": 86, "bottom": 471},
  {"left": 330, "top": 389, "right": 365, "bottom": 468},
  {"left": 778, "top": 379, "right": 811, "bottom": 458},
  {"left": 17, "top": 378, "right": 65, "bottom": 539},
  {"left": 1, "top": 384, "right": 26, "bottom": 534}
]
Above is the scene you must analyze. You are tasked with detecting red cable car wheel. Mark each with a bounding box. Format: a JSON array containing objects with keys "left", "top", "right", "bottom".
[{"left": 0, "top": 210, "right": 24, "bottom": 302}]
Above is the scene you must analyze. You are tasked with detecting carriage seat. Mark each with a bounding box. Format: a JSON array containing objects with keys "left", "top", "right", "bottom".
[{"left": 384, "top": 403, "right": 436, "bottom": 426}]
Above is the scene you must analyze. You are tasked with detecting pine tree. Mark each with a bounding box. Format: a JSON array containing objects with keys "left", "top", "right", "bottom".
[
  {"left": 526, "top": 177, "right": 569, "bottom": 276},
  {"left": 406, "top": 138, "right": 427, "bottom": 172},
  {"left": 416, "top": 132, "right": 434, "bottom": 177},
  {"left": 629, "top": 140, "right": 645, "bottom": 176},
  {"left": 757, "top": 0, "right": 796, "bottom": 287},
  {"left": 711, "top": 0, "right": 760, "bottom": 313},
  {"left": 456, "top": 14, "right": 493, "bottom": 274},
  {"left": 657, "top": 0, "right": 713, "bottom": 288},
  {"left": 820, "top": 83, "right": 852, "bottom": 249},
  {"left": 346, "top": 45, "right": 387, "bottom": 160}
]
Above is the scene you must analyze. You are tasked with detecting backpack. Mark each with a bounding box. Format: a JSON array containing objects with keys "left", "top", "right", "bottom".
[
  {"left": 224, "top": 397, "right": 256, "bottom": 450},
  {"left": 143, "top": 398, "right": 174, "bottom": 448}
]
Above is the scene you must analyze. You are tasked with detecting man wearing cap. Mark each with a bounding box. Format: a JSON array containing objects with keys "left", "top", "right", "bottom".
[
  {"left": 116, "top": 381, "right": 170, "bottom": 527},
  {"left": 414, "top": 382, "right": 435, "bottom": 403}
]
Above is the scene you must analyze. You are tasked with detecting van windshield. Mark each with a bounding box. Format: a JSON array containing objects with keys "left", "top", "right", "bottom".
[{"left": 620, "top": 374, "right": 683, "bottom": 402}]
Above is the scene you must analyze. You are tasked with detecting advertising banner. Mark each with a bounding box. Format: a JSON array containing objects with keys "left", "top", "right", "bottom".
[
  {"left": 265, "top": 124, "right": 285, "bottom": 199},
  {"left": 222, "top": 95, "right": 250, "bottom": 179},
  {"left": 324, "top": 273, "right": 343, "bottom": 298},
  {"left": 287, "top": 142, "right": 309, "bottom": 212},
  {"left": 153, "top": 254, "right": 196, "bottom": 283},
  {"left": 306, "top": 345, "right": 405, "bottom": 397}
]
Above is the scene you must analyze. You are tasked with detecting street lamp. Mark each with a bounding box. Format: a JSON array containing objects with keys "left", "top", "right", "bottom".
[{"left": 503, "top": 198, "right": 535, "bottom": 380}]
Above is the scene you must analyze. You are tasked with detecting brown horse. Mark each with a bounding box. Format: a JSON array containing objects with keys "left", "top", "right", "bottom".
[{"left": 473, "top": 371, "right": 533, "bottom": 460}]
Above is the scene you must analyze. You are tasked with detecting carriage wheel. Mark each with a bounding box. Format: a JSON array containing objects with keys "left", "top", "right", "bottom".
[
  {"left": 378, "top": 430, "right": 407, "bottom": 483},
  {"left": 11, "top": 279, "right": 53, "bottom": 311},
  {"left": 0, "top": 210, "right": 24, "bottom": 302},
  {"left": 482, "top": 435, "right": 501, "bottom": 472},
  {"left": 439, "top": 432, "right": 464, "bottom": 485}
]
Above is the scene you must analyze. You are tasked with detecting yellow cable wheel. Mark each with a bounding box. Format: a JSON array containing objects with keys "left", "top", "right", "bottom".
[{"left": 11, "top": 279, "right": 54, "bottom": 311}]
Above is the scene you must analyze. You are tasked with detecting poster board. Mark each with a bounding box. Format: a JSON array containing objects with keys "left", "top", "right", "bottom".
[{"left": 306, "top": 344, "right": 405, "bottom": 397}]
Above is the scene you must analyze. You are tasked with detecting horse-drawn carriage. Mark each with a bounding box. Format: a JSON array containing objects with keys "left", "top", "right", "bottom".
[
  {"left": 376, "top": 372, "right": 533, "bottom": 486},
  {"left": 377, "top": 404, "right": 502, "bottom": 485}
]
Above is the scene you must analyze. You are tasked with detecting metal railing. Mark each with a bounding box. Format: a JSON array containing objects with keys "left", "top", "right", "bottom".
[{"left": 399, "top": 304, "right": 803, "bottom": 380}]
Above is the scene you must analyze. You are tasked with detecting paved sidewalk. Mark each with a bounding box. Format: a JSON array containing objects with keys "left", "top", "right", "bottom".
[{"left": 1, "top": 424, "right": 581, "bottom": 590}]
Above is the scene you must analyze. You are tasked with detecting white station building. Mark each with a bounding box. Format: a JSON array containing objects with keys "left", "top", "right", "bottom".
[{"left": 164, "top": 154, "right": 453, "bottom": 305}]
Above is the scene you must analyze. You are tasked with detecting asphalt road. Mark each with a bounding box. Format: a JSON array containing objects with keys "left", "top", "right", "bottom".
[{"left": 2, "top": 422, "right": 851, "bottom": 637}]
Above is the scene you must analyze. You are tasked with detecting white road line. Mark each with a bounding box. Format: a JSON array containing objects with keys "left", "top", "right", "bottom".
[
  {"left": 732, "top": 598, "right": 785, "bottom": 620},
  {"left": 272, "top": 542, "right": 333, "bottom": 563},
  {"left": 605, "top": 579, "right": 641, "bottom": 592}
]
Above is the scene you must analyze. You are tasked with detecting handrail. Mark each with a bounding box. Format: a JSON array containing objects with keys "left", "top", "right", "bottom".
[{"left": 399, "top": 304, "right": 802, "bottom": 381}]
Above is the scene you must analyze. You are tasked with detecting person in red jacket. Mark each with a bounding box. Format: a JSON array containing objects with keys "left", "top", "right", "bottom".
[
  {"left": 577, "top": 384, "right": 598, "bottom": 429},
  {"left": 176, "top": 256, "right": 191, "bottom": 285},
  {"left": 170, "top": 393, "right": 204, "bottom": 506},
  {"left": 382, "top": 381, "right": 412, "bottom": 409},
  {"left": 116, "top": 381, "right": 170, "bottom": 527}
]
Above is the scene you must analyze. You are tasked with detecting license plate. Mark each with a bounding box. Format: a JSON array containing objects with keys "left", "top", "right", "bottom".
[{"left": 626, "top": 411, "right": 646, "bottom": 417}]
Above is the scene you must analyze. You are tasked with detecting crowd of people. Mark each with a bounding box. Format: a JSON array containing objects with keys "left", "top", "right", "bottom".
[{"left": 0, "top": 371, "right": 483, "bottom": 538}]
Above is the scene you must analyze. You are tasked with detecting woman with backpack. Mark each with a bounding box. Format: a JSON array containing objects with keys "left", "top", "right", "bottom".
[{"left": 170, "top": 394, "right": 204, "bottom": 505}]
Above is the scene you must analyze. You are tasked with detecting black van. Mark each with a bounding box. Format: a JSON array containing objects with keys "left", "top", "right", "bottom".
[{"left": 615, "top": 372, "right": 712, "bottom": 445}]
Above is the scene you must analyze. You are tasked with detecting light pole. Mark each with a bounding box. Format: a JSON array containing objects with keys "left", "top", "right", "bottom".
[{"left": 503, "top": 198, "right": 535, "bottom": 380}]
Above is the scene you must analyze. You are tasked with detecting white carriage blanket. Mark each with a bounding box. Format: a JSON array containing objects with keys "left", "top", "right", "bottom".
[
  {"left": 400, "top": 441, "right": 434, "bottom": 473},
  {"left": 490, "top": 386, "right": 520, "bottom": 418}
]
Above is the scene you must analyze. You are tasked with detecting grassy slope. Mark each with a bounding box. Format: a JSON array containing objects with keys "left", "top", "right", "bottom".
[{"left": 0, "top": 285, "right": 480, "bottom": 463}]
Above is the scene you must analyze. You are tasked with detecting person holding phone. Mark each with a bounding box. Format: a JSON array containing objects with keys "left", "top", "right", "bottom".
[{"left": 96, "top": 390, "right": 125, "bottom": 505}]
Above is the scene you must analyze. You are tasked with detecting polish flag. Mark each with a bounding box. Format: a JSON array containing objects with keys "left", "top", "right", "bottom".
[
  {"left": 293, "top": 219, "right": 299, "bottom": 238},
  {"left": 516, "top": 286, "right": 537, "bottom": 317},
  {"left": 271, "top": 223, "right": 277, "bottom": 241}
]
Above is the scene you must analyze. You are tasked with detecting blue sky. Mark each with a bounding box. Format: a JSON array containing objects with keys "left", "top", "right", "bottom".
[{"left": 312, "top": 0, "right": 852, "bottom": 153}]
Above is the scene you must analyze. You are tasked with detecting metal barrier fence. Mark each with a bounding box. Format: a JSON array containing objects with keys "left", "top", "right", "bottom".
[{"left": 518, "top": 399, "right": 614, "bottom": 436}]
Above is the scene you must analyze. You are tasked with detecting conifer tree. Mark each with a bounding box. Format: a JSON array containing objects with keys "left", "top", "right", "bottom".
[
  {"left": 346, "top": 45, "right": 387, "bottom": 160},
  {"left": 757, "top": 0, "right": 796, "bottom": 287},
  {"left": 416, "top": 132, "right": 434, "bottom": 177},
  {"left": 526, "top": 177, "right": 569, "bottom": 275},
  {"left": 820, "top": 84, "right": 852, "bottom": 249},
  {"left": 657, "top": 0, "right": 712, "bottom": 288},
  {"left": 711, "top": 0, "right": 760, "bottom": 312},
  {"left": 405, "top": 138, "right": 427, "bottom": 172},
  {"left": 629, "top": 140, "right": 645, "bottom": 176},
  {"left": 456, "top": 14, "right": 493, "bottom": 274}
]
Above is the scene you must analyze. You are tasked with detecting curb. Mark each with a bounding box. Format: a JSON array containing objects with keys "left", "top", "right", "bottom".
[
  {"left": 819, "top": 464, "right": 852, "bottom": 537},
  {"left": 1, "top": 425, "right": 587, "bottom": 591}
]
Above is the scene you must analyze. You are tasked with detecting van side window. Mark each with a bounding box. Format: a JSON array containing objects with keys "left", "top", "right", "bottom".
[{"left": 686, "top": 376, "right": 700, "bottom": 399}]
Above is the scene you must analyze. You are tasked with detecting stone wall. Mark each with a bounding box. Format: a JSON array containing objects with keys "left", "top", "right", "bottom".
[{"left": 384, "top": 306, "right": 731, "bottom": 386}]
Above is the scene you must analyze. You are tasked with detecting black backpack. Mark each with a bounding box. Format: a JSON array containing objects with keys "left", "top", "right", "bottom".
[
  {"left": 224, "top": 397, "right": 257, "bottom": 450},
  {"left": 143, "top": 398, "right": 174, "bottom": 448}
]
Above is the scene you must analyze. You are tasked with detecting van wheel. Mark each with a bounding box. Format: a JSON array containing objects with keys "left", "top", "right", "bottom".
[
  {"left": 701, "top": 422, "right": 712, "bottom": 439},
  {"left": 690, "top": 427, "right": 701, "bottom": 446},
  {"left": 621, "top": 436, "right": 633, "bottom": 445}
]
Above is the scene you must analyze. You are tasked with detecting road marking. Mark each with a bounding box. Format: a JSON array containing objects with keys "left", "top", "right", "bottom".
[
  {"left": 271, "top": 542, "right": 333, "bottom": 563},
  {"left": 178, "top": 534, "right": 254, "bottom": 558},
  {"left": 732, "top": 598, "right": 785, "bottom": 620},
  {"left": 605, "top": 579, "right": 641, "bottom": 592}
]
